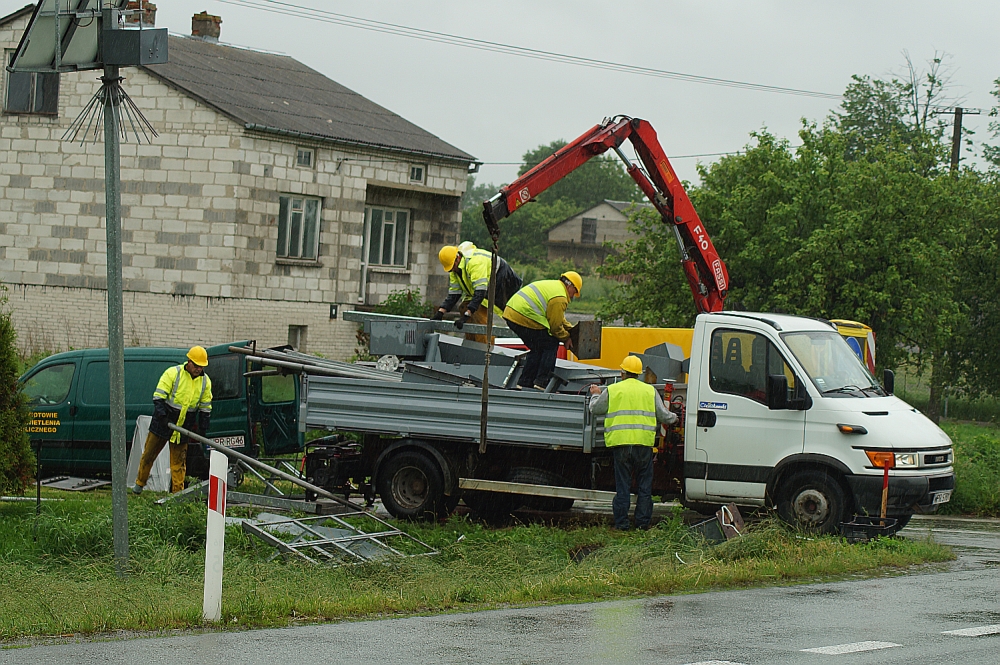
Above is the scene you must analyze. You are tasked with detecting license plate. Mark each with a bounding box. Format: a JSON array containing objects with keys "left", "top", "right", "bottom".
[
  {"left": 932, "top": 490, "right": 952, "bottom": 505},
  {"left": 212, "top": 435, "right": 244, "bottom": 448}
]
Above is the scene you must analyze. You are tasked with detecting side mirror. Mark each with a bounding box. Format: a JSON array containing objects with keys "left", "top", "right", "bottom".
[
  {"left": 767, "top": 374, "right": 789, "bottom": 410},
  {"left": 882, "top": 369, "right": 894, "bottom": 395}
]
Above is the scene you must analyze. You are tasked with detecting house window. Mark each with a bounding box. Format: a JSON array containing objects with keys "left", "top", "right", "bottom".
[
  {"left": 296, "top": 147, "right": 314, "bottom": 168},
  {"left": 4, "top": 54, "right": 58, "bottom": 115},
  {"left": 277, "top": 195, "right": 320, "bottom": 260},
  {"left": 366, "top": 206, "right": 409, "bottom": 267},
  {"left": 581, "top": 218, "right": 597, "bottom": 245},
  {"left": 409, "top": 165, "right": 425, "bottom": 184}
]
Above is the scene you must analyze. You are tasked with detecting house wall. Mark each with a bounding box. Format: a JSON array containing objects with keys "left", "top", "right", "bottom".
[
  {"left": 546, "top": 202, "right": 642, "bottom": 266},
  {"left": 0, "top": 17, "right": 466, "bottom": 359}
]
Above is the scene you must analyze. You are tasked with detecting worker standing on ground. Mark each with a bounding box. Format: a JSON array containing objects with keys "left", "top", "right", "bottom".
[
  {"left": 589, "top": 356, "right": 677, "bottom": 530},
  {"left": 502, "top": 271, "right": 582, "bottom": 390},
  {"left": 131, "top": 346, "right": 213, "bottom": 494},
  {"left": 432, "top": 244, "right": 522, "bottom": 344}
]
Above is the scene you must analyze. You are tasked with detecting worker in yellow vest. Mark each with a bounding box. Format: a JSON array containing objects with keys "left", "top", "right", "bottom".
[
  {"left": 432, "top": 244, "right": 522, "bottom": 344},
  {"left": 131, "top": 346, "right": 213, "bottom": 494},
  {"left": 502, "top": 271, "right": 582, "bottom": 390},
  {"left": 589, "top": 356, "right": 677, "bottom": 530}
]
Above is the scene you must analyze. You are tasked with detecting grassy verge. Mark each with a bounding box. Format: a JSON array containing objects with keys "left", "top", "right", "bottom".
[
  {"left": 0, "top": 493, "right": 951, "bottom": 640},
  {"left": 939, "top": 421, "right": 1000, "bottom": 516}
]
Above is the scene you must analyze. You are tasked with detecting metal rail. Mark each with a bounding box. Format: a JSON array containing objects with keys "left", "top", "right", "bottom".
[{"left": 343, "top": 310, "right": 520, "bottom": 338}]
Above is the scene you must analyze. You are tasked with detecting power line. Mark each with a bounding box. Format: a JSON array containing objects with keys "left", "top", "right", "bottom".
[{"left": 216, "top": 0, "right": 843, "bottom": 100}]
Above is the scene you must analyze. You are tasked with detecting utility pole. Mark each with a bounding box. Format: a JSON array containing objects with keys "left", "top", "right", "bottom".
[{"left": 939, "top": 106, "right": 981, "bottom": 172}]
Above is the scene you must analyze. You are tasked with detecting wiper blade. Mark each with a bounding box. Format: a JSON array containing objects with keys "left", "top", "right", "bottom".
[{"left": 822, "top": 385, "right": 864, "bottom": 395}]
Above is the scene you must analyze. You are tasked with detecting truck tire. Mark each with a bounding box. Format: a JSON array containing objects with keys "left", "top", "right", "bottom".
[
  {"left": 776, "top": 470, "right": 848, "bottom": 534},
  {"left": 508, "top": 467, "right": 575, "bottom": 512},
  {"left": 462, "top": 490, "right": 520, "bottom": 522},
  {"left": 376, "top": 450, "right": 447, "bottom": 521}
]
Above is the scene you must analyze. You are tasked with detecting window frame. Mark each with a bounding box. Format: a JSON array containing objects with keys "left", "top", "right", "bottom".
[
  {"left": 276, "top": 194, "right": 321, "bottom": 261},
  {"left": 4, "top": 50, "right": 58, "bottom": 115},
  {"left": 364, "top": 205, "right": 411, "bottom": 268},
  {"left": 409, "top": 164, "right": 426, "bottom": 184},
  {"left": 295, "top": 147, "right": 314, "bottom": 168},
  {"left": 581, "top": 217, "right": 598, "bottom": 245}
]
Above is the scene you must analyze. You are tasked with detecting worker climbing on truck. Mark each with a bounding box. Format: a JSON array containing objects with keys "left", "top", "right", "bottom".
[
  {"left": 503, "top": 271, "right": 582, "bottom": 390},
  {"left": 131, "top": 346, "right": 213, "bottom": 494},
  {"left": 432, "top": 243, "right": 522, "bottom": 344}
]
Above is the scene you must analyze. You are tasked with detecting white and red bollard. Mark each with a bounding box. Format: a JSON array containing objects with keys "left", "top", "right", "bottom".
[{"left": 203, "top": 450, "right": 227, "bottom": 622}]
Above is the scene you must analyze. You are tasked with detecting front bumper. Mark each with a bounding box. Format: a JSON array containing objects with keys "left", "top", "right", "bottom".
[{"left": 845, "top": 473, "right": 955, "bottom": 517}]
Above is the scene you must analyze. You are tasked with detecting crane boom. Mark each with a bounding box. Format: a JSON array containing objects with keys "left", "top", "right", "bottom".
[{"left": 483, "top": 116, "right": 728, "bottom": 313}]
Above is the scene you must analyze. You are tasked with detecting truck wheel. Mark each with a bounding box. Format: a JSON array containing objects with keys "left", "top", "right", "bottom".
[
  {"left": 508, "top": 467, "right": 575, "bottom": 512},
  {"left": 377, "top": 450, "right": 446, "bottom": 521},
  {"left": 776, "top": 470, "right": 848, "bottom": 534},
  {"left": 893, "top": 514, "right": 912, "bottom": 531},
  {"left": 462, "top": 490, "right": 519, "bottom": 523}
]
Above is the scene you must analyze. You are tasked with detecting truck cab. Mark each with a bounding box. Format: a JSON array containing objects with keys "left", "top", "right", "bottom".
[{"left": 683, "top": 312, "right": 954, "bottom": 532}]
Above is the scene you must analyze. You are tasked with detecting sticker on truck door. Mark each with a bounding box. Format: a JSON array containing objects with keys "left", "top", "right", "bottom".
[{"left": 699, "top": 401, "right": 728, "bottom": 410}]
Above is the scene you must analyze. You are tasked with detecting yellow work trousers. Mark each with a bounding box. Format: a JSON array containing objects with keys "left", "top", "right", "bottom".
[
  {"left": 135, "top": 430, "right": 188, "bottom": 493},
  {"left": 462, "top": 304, "right": 492, "bottom": 344}
]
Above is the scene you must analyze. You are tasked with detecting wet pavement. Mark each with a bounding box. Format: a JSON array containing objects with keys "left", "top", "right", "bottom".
[{"left": 2, "top": 514, "right": 998, "bottom": 664}]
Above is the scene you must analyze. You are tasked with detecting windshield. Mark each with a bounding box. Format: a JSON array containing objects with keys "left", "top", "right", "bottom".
[{"left": 782, "top": 331, "right": 882, "bottom": 397}]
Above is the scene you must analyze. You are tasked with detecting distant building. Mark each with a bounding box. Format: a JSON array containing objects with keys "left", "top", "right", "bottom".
[
  {"left": 0, "top": 5, "right": 476, "bottom": 358},
  {"left": 546, "top": 200, "right": 650, "bottom": 266}
]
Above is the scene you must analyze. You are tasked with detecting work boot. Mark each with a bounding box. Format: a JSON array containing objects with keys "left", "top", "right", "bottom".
[{"left": 130, "top": 483, "right": 143, "bottom": 495}]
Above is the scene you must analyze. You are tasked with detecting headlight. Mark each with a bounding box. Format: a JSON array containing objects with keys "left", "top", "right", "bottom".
[{"left": 894, "top": 453, "right": 918, "bottom": 467}]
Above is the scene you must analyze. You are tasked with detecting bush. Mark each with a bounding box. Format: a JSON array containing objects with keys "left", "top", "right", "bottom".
[
  {"left": 0, "top": 287, "right": 33, "bottom": 495},
  {"left": 939, "top": 424, "right": 1000, "bottom": 516},
  {"left": 375, "top": 289, "right": 432, "bottom": 318}
]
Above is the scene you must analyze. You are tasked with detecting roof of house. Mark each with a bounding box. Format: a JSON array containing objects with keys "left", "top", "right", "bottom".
[
  {"left": 141, "top": 35, "right": 476, "bottom": 164},
  {"left": 547, "top": 199, "right": 651, "bottom": 236},
  {"left": 0, "top": 5, "right": 35, "bottom": 25}
]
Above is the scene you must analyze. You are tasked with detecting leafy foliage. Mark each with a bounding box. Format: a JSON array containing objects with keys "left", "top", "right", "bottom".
[
  {"left": 374, "top": 289, "right": 433, "bottom": 319},
  {"left": 0, "top": 287, "right": 33, "bottom": 495}
]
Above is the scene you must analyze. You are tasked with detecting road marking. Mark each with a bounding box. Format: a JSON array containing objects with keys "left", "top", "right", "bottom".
[
  {"left": 943, "top": 625, "right": 1000, "bottom": 637},
  {"left": 801, "top": 641, "right": 901, "bottom": 655},
  {"left": 682, "top": 661, "right": 747, "bottom": 665}
]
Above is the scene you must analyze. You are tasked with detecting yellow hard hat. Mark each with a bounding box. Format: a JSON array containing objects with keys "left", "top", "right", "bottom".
[
  {"left": 620, "top": 355, "right": 643, "bottom": 375},
  {"left": 561, "top": 271, "right": 583, "bottom": 297},
  {"left": 187, "top": 345, "right": 209, "bottom": 367},
  {"left": 438, "top": 245, "right": 459, "bottom": 272}
]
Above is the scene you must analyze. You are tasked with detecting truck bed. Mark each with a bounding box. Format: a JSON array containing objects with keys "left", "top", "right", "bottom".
[{"left": 302, "top": 375, "right": 598, "bottom": 451}]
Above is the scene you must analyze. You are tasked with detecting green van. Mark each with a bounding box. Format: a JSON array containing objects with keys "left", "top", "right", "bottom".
[{"left": 19, "top": 341, "right": 302, "bottom": 478}]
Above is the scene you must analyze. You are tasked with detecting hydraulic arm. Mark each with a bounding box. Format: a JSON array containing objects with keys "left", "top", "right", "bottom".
[{"left": 483, "top": 116, "right": 728, "bottom": 313}]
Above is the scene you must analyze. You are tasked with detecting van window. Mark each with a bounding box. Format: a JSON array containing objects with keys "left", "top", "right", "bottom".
[
  {"left": 205, "top": 354, "right": 243, "bottom": 400},
  {"left": 80, "top": 360, "right": 176, "bottom": 406},
  {"left": 23, "top": 363, "right": 75, "bottom": 405},
  {"left": 709, "top": 329, "right": 795, "bottom": 405},
  {"left": 262, "top": 374, "right": 295, "bottom": 403}
]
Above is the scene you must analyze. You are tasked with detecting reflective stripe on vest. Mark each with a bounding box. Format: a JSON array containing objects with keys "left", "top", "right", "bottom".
[
  {"left": 604, "top": 378, "right": 658, "bottom": 447},
  {"left": 506, "top": 279, "right": 565, "bottom": 330}
]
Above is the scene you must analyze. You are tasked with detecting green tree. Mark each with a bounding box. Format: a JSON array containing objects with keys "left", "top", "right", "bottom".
[
  {"left": 519, "top": 141, "right": 640, "bottom": 209},
  {"left": 0, "top": 288, "right": 33, "bottom": 495}
]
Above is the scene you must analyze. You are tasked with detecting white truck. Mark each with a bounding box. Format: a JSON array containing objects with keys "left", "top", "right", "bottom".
[{"left": 283, "top": 311, "right": 953, "bottom": 534}]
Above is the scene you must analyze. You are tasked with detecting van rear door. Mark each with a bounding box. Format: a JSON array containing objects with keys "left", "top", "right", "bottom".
[
  {"left": 247, "top": 366, "right": 301, "bottom": 455},
  {"left": 22, "top": 359, "right": 79, "bottom": 474},
  {"left": 202, "top": 351, "right": 250, "bottom": 452}
]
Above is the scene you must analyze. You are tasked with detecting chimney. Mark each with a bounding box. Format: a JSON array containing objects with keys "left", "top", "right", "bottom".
[
  {"left": 191, "top": 11, "right": 222, "bottom": 42},
  {"left": 124, "top": 1, "right": 156, "bottom": 27}
]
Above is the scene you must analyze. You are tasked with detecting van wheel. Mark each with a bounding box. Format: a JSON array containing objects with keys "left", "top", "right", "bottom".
[
  {"left": 377, "top": 450, "right": 446, "bottom": 521},
  {"left": 776, "top": 470, "right": 848, "bottom": 534}
]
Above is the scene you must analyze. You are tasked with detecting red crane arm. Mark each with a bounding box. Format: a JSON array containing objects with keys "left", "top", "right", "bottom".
[{"left": 482, "top": 116, "right": 728, "bottom": 314}]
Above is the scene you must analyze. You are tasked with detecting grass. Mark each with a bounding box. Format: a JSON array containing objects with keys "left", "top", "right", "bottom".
[
  {"left": 568, "top": 276, "right": 621, "bottom": 316},
  {"left": 939, "top": 421, "right": 1000, "bottom": 517},
  {"left": 0, "top": 492, "right": 952, "bottom": 641}
]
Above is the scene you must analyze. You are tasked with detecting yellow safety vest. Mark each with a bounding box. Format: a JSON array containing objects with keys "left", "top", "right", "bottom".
[
  {"left": 153, "top": 364, "right": 213, "bottom": 443},
  {"left": 448, "top": 250, "right": 502, "bottom": 315},
  {"left": 604, "top": 378, "right": 657, "bottom": 447},
  {"left": 504, "top": 279, "right": 566, "bottom": 330}
]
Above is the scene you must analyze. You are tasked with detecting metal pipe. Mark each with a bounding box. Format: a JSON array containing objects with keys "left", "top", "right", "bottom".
[
  {"left": 169, "top": 424, "right": 367, "bottom": 512},
  {"left": 104, "top": 64, "right": 129, "bottom": 578}
]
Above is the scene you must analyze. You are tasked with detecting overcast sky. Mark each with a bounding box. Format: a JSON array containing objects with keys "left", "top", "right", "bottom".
[{"left": 7, "top": 1, "right": 1000, "bottom": 186}]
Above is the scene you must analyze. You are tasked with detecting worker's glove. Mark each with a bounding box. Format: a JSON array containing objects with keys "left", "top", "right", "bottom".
[
  {"left": 454, "top": 313, "right": 470, "bottom": 330},
  {"left": 431, "top": 309, "right": 445, "bottom": 321}
]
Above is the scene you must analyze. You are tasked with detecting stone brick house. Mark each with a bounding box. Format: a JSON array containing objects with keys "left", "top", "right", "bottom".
[
  {"left": 0, "top": 6, "right": 476, "bottom": 358},
  {"left": 545, "top": 200, "right": 649, "bottom": 267}
]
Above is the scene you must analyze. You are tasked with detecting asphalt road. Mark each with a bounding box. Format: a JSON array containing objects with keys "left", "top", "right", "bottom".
[{"left": 3, "top": 514, "right": 999, "bottom": 665}]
